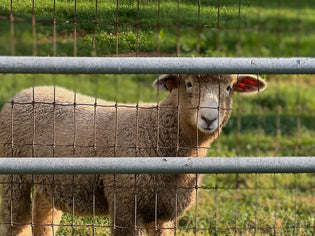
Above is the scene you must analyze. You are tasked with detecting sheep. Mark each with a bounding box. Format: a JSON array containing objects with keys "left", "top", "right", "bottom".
[{"left": 0, "top": 74, "right": 267, "bottom": 236}]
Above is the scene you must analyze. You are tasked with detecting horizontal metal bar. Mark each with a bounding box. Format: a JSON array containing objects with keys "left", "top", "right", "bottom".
[
  {"left": 0, "top": 57, "right": 314, "bottom": 74},
  {"left": 0, "top": 157, "right": 314, "bottom": 174}
]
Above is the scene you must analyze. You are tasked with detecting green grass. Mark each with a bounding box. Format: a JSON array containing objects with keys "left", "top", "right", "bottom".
[
  {"left": 1, "top": 0, "right": 315, "bottom": 56},
  {"left": 0, "top": 0, "right": 315, "bottom": 235}
]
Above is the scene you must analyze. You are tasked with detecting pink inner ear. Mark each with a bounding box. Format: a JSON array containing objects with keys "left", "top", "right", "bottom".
[{"left": 234, "top": 77, "right": 261, "bottom": 92}]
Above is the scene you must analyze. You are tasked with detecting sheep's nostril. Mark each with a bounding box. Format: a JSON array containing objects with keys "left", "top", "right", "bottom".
[{"left": 201, "top": 116, "right": 217, "bottom": 127}]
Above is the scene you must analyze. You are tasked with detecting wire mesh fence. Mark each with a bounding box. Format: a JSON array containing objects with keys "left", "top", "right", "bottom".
[{"left": 0, "top": 0, "right": 314, "bottom": 235}]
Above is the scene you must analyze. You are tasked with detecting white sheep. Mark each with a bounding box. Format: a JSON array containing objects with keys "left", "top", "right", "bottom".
[{"left": 0, "top": 74, "right": 267, "bottom": 236}]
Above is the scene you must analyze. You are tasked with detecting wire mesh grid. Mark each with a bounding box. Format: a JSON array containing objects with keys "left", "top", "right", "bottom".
[{"left": 0, "top": 0, "right": 314, "bottom": 235}]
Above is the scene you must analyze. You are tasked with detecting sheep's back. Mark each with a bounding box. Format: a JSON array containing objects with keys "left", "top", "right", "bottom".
[{"left": 0, "top": 86, "right": 159, "bottom": 158}]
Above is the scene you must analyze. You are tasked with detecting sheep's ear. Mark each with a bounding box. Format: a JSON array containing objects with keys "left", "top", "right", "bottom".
[
  {"left": 152, "top": 74, "right": 179, "bottom": 92},
  {"left": 232, "top": 74, "right": 267, "bottom": 94}
]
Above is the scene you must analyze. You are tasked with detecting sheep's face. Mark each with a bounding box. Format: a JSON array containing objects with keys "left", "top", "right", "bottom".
[
  {"left": 182, "top": 74, "right": 233, "bottom": 134},
  {"left": 153, "top": 74, "right": 267, "bottom": 134}
]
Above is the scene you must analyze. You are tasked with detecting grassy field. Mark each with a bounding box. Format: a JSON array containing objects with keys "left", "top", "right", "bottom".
[{"left": 0, "top": 0, "right": 314, "bottom": 235}]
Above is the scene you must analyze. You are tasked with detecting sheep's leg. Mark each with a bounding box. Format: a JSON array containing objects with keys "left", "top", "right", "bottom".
[
  {"left": 145, "top": 221, "right": 176, "bottom": 236},
  {"left": 108, "top": 195, "right": 143, "bottom": 236},
  {"left": 32, "top": 192, "right": 63, "bottom": 236},
  {"left": 0, "top": 175, "right": 32, "bottom": 236},
  {"left": 110, "top": 206, "right": 139, "bottom": 236}
]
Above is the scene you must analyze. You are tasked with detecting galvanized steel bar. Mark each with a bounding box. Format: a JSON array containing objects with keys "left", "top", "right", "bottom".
[
  {"left": 0, "top": 157, "right": 314, "bottom": 174},
  {"left": 0, "top": 56, "right": 314, "bottom": 74}
]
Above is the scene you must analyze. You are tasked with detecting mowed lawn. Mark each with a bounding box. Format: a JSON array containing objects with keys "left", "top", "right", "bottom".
[{"left": 0, "top": 0, "right": 314, "bottom": 235}]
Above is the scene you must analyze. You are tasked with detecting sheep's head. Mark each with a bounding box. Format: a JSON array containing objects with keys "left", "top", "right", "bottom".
[{"left": 153, "top": 74, "right": 267, "bottom": 135}]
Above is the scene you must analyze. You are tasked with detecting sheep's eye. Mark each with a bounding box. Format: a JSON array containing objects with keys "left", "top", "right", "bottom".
[
  {"left": 226, "top": 85, "right": 232, "bottom": 92},
  {"left": 186, "top": 82, "right": 193, "bottom": 88}
]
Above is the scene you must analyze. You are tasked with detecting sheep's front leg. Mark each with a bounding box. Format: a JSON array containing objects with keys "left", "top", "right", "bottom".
[
  {"left": 109, "top": 203, "right": 140, "bottom": 236},
  {"left": 145, "top": 221, "right": 176, "bottom": 236},
  {"left": 108, "top": 190, "right": 146, "bottom": 236},
  {"left": 32, "top": 192, "right": 63, "bottom": 236}
]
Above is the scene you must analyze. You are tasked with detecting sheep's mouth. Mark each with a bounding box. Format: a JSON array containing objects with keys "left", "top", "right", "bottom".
[{"left": 199, "top": 126, "right": 216, "bottom": 134}]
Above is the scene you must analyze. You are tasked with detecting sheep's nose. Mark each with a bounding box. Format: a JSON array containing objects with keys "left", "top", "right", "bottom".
[{"left": 201, "top": 116, "right": 217, "bottom": 127}]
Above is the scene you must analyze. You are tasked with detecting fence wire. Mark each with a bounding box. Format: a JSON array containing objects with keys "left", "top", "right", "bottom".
[{"left": 0, "top": 0, "right": 314, "bottom": 235}]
